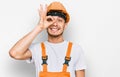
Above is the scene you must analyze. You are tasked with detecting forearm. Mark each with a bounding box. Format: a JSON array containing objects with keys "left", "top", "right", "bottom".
[
  {"left": 9, "top": 4, "right": 51, "bottom": 59},
  {"left": 9, "top": 25, "right": 43, "bottom": 57}
]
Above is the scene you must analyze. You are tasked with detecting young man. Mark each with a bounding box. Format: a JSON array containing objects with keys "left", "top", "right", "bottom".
[{"left": 9, "top": 1, "right": 86, "bottom": 77}]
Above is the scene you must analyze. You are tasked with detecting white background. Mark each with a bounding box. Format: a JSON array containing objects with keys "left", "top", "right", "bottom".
[{"left": 0, "top": 0, "right": 120, "bottom": 77}]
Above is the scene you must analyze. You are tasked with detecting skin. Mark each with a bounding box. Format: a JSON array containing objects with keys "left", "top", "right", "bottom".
[{"left": 9, "top": 4, "right": 85, "bottom": 77}]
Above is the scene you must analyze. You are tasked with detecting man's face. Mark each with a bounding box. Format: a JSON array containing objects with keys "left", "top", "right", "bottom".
[{"left": 47, "top": 16, "right": 67, "bottom": 37}]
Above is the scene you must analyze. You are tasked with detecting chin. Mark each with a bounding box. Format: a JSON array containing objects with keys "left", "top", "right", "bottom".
[{"left": 47, "top": 32, "right": 63, "bottom": 37}]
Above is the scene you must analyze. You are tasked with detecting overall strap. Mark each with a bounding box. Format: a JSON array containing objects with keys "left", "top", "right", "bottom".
[
  {"left": 41, "top": 42, "right": 48, "bottom": 72},
  {"left": 62, "top": 42, "right": 73, "bottom": 72}
]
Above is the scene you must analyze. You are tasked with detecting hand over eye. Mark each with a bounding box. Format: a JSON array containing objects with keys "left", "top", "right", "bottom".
[{"left": 47, "top": 17, "right": 53, "bottom": 22}]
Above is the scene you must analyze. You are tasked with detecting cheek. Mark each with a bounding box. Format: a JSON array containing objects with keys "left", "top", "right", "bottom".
[
  {"left": 59, "top": 26, "right": 64, "bottom": 31},
  {"left": 62, "top": 25, "right": 66, "bottom": 30}
]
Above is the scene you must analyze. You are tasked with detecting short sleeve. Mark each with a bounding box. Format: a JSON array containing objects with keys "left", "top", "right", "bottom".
[
  {"left": 75, "top": 45, "right": 87, "bottom": 70},
  {"left": 26, "top": 43, "right": 37, "bottom": 63}
]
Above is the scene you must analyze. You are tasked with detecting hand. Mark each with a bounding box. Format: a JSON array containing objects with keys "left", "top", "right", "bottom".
[{"left": 38, "top": 4, "right": 55, "bottom": 30}]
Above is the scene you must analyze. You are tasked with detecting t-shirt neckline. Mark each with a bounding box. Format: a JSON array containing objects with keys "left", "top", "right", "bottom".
[{"left": 45, "top": 40, "right": 67, "bottom": 46}]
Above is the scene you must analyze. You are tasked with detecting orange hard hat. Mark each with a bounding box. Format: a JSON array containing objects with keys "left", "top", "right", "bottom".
[{"left": 47, "top": 1, "right": 70, "bottom": 23}]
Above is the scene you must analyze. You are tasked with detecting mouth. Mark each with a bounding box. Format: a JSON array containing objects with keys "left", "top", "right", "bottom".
[{"left": 49, "top": 27, "right": 60, "bottom": 32}]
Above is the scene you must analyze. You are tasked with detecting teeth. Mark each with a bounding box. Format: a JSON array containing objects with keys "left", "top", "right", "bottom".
[
  {"left": 51, "top": 28, "right": 58, "bottom": 31},
  {"left": 50, "top": 27, "right": 58, "bottom": 32}
]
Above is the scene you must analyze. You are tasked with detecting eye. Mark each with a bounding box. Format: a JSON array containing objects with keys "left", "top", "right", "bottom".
[
  {"left": 58, "top": 19, "right": 63, "bottom": 22},
  {"left": 47, "top": 18, "right": 53, "bottom": 22}
]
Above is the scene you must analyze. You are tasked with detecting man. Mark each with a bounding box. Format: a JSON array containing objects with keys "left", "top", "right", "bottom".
[{"left": 9, "top": 1, "right": 86, "bottom": 77}]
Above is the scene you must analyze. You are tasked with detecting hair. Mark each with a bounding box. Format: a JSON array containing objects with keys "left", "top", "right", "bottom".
[{"left": 47, "top": 10, "right": 67, "bottom": 22}]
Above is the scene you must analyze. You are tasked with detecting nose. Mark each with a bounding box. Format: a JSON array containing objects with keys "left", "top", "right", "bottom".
[{"left": 52, "top": 20, "right": 58, "bottom": 26}]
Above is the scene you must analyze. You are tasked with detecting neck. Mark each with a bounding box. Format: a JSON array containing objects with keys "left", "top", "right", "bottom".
[{"left": 48, "top": 35, "right": 64, "bottom": 43}]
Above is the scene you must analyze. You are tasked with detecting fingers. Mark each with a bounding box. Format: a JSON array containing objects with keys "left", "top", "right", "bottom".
[
  {"left": 43, "top": 16, "right": 56, "bottom": 28},
  {"left": 46, "top": 16, "right": 57, "bottom": 24},
  {"left": 38, "top": 4, "right": 42, "bottom": 16},
  {"left": 38, "top": 4, "right": 47, "bottom": 15},
  {"left": 44, "top": 4, "right": 47, "bottom": 15},
  {"left": 38, "top": 4, "right": 55, "bottom": 29},
  {"left": 46, "top": 16, "right": 54, "bottom": 22},
  {"left": 38, "top": 4, "right": 48, "bottom": 20}
]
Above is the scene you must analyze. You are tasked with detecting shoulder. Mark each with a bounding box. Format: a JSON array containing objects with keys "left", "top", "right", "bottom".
[
  {"left": 70, "top": 42, "right": 84, "bottom": 55},
  {"left": 71, "top": 42, "right": 83, "bottom": 50}
]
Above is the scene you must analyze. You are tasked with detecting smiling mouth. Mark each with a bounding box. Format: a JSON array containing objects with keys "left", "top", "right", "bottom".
[{"left": 50, "top": 27, "right": 60, "bottom": 32}]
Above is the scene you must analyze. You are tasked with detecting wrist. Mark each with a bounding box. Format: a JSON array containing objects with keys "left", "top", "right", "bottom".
[{"left": 33, "top": 25, "right": 43, "bottom": 34}]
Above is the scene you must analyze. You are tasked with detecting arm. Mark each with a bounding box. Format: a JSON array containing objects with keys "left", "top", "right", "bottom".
[
  {"left": 75, "top": 46, "right": 86, "bottom": 77},
  {"left": 9, "top": 4, "right": 55, "bottom": 60},
  {"left": 75, "top": 70, "right": 85, "bottom": 77},
  {"left": 9, "top": 26, "right": 43, "bottom": 60}
]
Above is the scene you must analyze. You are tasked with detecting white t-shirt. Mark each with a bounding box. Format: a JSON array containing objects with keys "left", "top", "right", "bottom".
[{"left": 28, "top": 41, "right": 86, "bottom": 77}]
